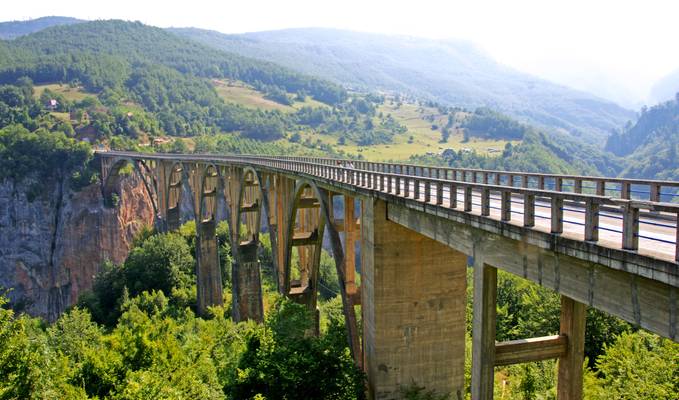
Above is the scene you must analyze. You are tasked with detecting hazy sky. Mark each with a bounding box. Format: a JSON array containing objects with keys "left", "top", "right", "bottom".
[{"left": 5, "top": 0, "right": 679, "bottom": 107}]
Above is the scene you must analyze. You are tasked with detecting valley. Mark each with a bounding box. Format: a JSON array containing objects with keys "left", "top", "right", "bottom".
[{"left": 0, "top": 13, "right": 677, "bottom": 400}]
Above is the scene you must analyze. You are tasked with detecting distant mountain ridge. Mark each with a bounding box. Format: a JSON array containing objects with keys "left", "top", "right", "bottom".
[
  {"left": 0, "top": 16, "right": 83, "bottom": 39},
  {"left": 171, "top": 27, "right": 635, "bottom": 143}
]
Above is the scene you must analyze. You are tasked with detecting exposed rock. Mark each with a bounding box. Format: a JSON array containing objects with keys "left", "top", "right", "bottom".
[{"left": 0, "top": 174, "right": 154, "bottom": 321}]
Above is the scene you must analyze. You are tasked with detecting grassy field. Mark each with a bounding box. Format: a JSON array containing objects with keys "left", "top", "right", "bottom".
[
  {"left": 299, "top": 98, "right": 519, "bottom": 161},
  {"left": 213, "top": 80, "right": 327, "bottom": 112},
  {"left": 33, "top": 83, "right": 93, "bottom": 102}
]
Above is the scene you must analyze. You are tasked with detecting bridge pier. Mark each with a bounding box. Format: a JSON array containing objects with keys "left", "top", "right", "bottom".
[
  {"left": 196, "top": 221, "right": 223, "bottom": 315},
  {"left": 361, "top": 199, "right": 467, "bottom": 399}
]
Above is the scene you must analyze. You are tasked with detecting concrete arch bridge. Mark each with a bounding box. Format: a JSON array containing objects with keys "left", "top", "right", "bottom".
[{"left": 97, "top": 151, "right": 679, "bottom": 400}]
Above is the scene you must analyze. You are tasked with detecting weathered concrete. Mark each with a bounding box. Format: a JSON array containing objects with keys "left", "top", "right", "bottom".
[{"left": 362, "top": 199, "right": 467, "bottom": 399}]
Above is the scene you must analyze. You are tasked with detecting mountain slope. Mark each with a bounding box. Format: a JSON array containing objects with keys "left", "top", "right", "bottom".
[
  {"left": 605, "top": 97, "right": 679, "bottom": 180},
  {"left": 172, "top": 27, "right": 634, "bottom": 143},
  {"left": 0, "top": 16, "right": 83, "bottom": 39},
  {"left": 2, "top": 21, "right": 346, "bottom": 104}
]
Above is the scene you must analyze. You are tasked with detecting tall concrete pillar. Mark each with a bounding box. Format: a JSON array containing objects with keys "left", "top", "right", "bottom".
[
  {"left": 232, "top": 244, "right": 264, "bottom": 321},
  {"left": 471, "top": 259, "right": 497, "bottom": 400},
  {"left": 196, "top": 221, "right": 223, "bottom": 315},
  {"left": 557, "top": 296, "right": 586, "bottom": 400},
  {"left": 361, "top": 199, "right": 467, "bottom": 399}
]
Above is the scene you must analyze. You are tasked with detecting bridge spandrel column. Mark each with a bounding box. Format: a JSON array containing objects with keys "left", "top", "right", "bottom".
[
  {"left": 557, "top": 296, "right": 585, "bottom": 400},
  {"left": 361, "top": 199, "right": 467, "bottom": 400},
  {"left": 471, "top": 258, "right": 497, "bottom": 400}
]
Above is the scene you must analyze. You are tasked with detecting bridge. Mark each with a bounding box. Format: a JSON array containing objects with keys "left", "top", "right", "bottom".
[{"left": 97, "top": 150, "right": 679, "bottom": 400}]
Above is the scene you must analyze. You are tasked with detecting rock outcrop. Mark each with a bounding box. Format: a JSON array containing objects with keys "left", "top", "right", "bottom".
[{"left": 0, "top": 174, "right": 154, "bottom": 321}]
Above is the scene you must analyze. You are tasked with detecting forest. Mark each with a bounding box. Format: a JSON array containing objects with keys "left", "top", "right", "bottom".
[
  {"left": 605, "top": 94, "right": 679, "bottom": 180},
  {"left": 1, "top": 220, "right": 676, "bottom": 399},
  {"left": 0, "top": 21, "right": 412, "bottom": 148}
]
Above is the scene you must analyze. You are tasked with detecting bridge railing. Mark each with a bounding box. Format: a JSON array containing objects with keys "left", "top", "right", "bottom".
[
  {"left": 96, "top": 151, "right": 679, "bottom": 263},
  {"left": 274, "top": 155, "right": 679, "bottom": 203},
  {"left": 230, "top": 155, "right": 679, "bottom": 262}
]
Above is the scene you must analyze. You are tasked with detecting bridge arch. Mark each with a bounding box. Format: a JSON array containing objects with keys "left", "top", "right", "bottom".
[
  {"left": 230, "top": 166, "right": 267, "bottom": 322},
  {"left": 102, "top": 157, "right": 158, "bottom": 217},
  {"left": 193, "top": 162, "right": 224, "bottom": 315},
  {"left": 164, "top": 161, "right": 185, "bottom": 231},
  {"left": 282, "top": 179, "right": 362, "bottom": 362},
  {"left": 283, "top": 180, "right": 327, "bottom": 310}
]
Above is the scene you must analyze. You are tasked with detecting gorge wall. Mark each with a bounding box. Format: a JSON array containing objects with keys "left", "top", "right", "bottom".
[{"left": 0, "top": 174, "right": 154, "bottom": 321}]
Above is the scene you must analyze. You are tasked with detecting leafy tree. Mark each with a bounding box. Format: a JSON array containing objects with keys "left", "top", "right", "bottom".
[
  {"left": 587, "top": 331, "right": 679, "bottom": 399},
  {"left": 231, "top": 298, "right": 364, "bottom": 399}
]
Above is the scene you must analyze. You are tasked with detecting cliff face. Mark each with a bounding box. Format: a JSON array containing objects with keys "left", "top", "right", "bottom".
[{"left": 0, "top": 174, "right": 154, "bottom": 321}]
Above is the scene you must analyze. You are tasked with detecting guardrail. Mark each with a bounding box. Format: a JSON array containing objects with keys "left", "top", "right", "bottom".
[
  {"left": 97, "top": 151, "right": 679, "bottom": 262},
  {"left": 275, "top": 156, "right": 679, "bottom": 202}
]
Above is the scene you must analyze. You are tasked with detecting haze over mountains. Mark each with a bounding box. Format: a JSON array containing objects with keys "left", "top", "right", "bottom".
[{"left": 173, "top": 27, "right": 635, "bottom": 143}]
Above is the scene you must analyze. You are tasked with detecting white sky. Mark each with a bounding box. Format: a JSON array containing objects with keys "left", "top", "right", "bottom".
[{"left": 4, "top": 0, "right": 679, "bottom": 106}]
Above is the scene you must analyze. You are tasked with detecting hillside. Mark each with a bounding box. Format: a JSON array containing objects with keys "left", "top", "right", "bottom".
[
  {"left": 172, "top": 27, "right": 634, "bottom": 144},
  {"left": 0, "top": 20, "right": 368, "bottom": 144},
  {"left": 0, "top": 16, "right": 83, "bottom": 39},
  {"left": 0, "top": 18, "right": 621, "bottom": 174},
  {"left": 605, "top": 96, "right": 679, "bottom": 180}
]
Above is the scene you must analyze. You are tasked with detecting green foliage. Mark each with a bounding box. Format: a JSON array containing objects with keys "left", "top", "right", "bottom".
[
  {"left": 413, "top": 128, "right": 621, "bottom": 176},
  {"left": 586, "top": 331, "right": 679, "bottom": 399},
  {"left": 462, "top": 107, "right": 527, "bottom": 140},
  {"left": 606, "top": 97, "right": 679, "bottom": 180},
  {"left": 79, "top": 231, "right": 196, "bottom": 326},
  {"left": 319, "top": 250, "right": 340, "bottom": 300},
  {"left": 0, "top": 124, "right": 93, "bottom": 186},
  {"left": 123, "top": 233, "right": 194, "bottom": 298},
  {"left": 231, "top": 298, "right": 364, "bottom": 399}
]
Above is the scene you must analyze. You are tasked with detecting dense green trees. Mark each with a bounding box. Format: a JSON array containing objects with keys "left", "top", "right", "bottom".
[
  {"left": 1, "top": 21, "right": 346, "bottom": 105},
  {"left": 462, "top": 108, "right": 527, "bottom": 140},
  {"left": 586, "top": 331, "right": 679, "bottom": 399},
  {"left": 1, "top": 219, "right": 364, "bottom": 399},
  {"left": 605, "top": 96, "right": 679, "bottom": 180},
  {"left": 411, "top": 129, "right": 621, "bottom": 176}
]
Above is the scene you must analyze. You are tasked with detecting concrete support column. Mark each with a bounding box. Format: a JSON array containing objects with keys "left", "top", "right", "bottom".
[
  {"left": 166, "top": 206, "right": 180, "bottom": 231},
  {"left": 232, "top": 244, "right": 264, "bottom": 322},
  {"left": 471, "top": 259, "right": 497, "bottom": 400},
  {"left": 196, "top": 222, "right": 223, "bottom": 315},
  {"left": 361, "top": 199, "right": 467, "bottom": 399},
  {"left": 557, "top": 296, "right": 586, "bottom": 400}
]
